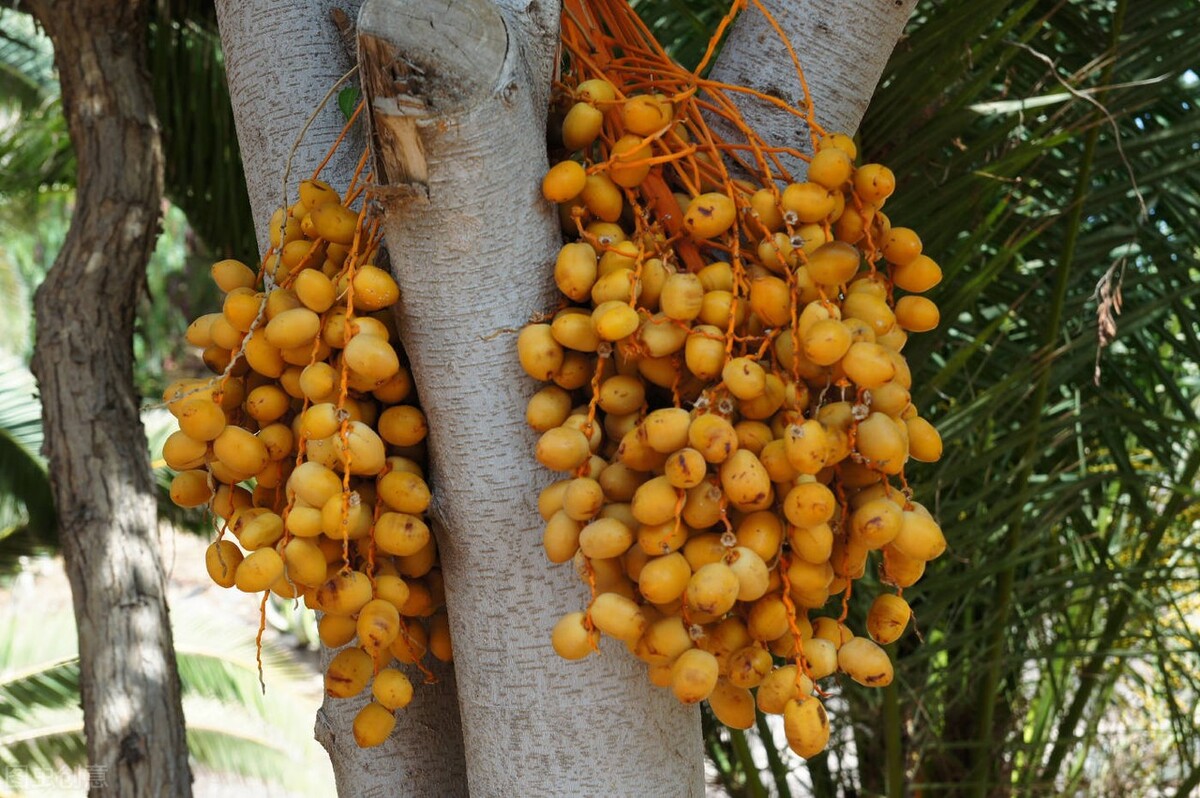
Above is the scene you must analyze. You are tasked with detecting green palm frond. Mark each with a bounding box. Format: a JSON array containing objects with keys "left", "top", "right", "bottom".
[
  {"left": 186, "top": 727, "right": 293, "bottom": 783},
  {"left": 0, "top": 93, "right": 73, "bottom": 196},
  {"left": 0, "top": 691, "right": 314, "bottom": 788},
  {"left": 148, "top": 2, "right": 256, "bottom": 258},
  {"left": 630, "top": 0, "right": 731, "bottom": 71},
  {"left": 0, "top": 657, "right": 77, "bottom": 722},
  {"left": 0, "top": 26, "right": 49, "bottom": 111},
  {"left": 0, "top": 608, "right": 84, "bottom": 777},
  {"left": 170, "top": 608, "right": 313, "bottom": 717},
  {"left": 0, "top": 601, "right": 334, "bottom": 795},
  {"left": 0, "top": 12, "right": 73, "bottom": 197},
  {"left": 0, "top": 352, "right": 56, "bottom": 568},
  {"left": 183, "top": 702, "right": 312, "bottom": 786},
  {"left": 0, "top": 11, "right": 56, "bottom": 106},
  {"left": 0, "top": 610, "right": 76, "bottom": 723},
  {"left": 0, "top": 717, "right": 87, "bottom": 773}
]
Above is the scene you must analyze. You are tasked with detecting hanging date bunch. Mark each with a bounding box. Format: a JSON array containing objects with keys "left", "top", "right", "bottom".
[
  {"left": 520, "top": 0, "right": 945, "bottom": 758},
  {"left": 162, "top": 116, "right": 451, "bottom": 749}
]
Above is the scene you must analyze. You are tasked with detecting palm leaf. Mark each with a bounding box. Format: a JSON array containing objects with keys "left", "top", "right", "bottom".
[
  {"left": 0, "top": 10, "right": 56, "bottom": 106},
  {"left": 631, "top": 0, "right": 730, "bottom": 71},
  {"left": 0, "top": 601, "right": 334, "bottom": 795},
  {"left": 0, "top": 717, "right": 87, "bottom": 772},
  {"left": 0, "top": 352, "right": 56, "bottom": 569},
  {"left": 0, "top": 657, "right": 78, "bottom": 721},
  {"left": 0, "top": 93, "right": 73, "bottom": 196},
  {"left": 0, "top": 11, "right": 73, "bottom": 196},
  {"left": 148, "top": 1, "right": 256, "bottom": 258}
]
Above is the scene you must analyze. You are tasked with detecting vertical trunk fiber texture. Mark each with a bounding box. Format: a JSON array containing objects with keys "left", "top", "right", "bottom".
[
  {"left": 213, "top": 2, "right": 467, "bottom": 795},
  {"left": 26, "top": 1, "right": 193, "bottom": 796},
  {"left": 708, "top": 0, "right": 916, "bottom": 176},
  {"left": 359, "top": 1, "right": 706, "bottom": 795}
]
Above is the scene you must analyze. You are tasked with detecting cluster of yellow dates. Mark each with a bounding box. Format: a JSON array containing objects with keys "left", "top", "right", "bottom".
[
  {"left": 521, "top": 77, "right": 946, "bottom": 758},
  {"left": 164, "top": 178, "right": 450, "bottom": 748}
]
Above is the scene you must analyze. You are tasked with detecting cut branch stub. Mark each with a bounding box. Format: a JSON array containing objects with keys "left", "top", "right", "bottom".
[
  {"left": 358, "top": 0, "right": 506, "bottom": 112},
  {"left": 358, "top": 0, "right": 507, "bottom": 187}
]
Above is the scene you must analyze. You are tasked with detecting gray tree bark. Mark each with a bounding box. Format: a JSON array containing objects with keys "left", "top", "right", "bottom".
[
  {"left": 358, "top": 0, "right": 707, "bottom": 795},
  {"left": 708, "top": 0, "right": 916, "bottom": 177},
  {"left": 213, "top": 2, "right": 467, "bottom": 795},
  {"left": 26, "top": 1, "right": 193, "bottom": 796}
]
